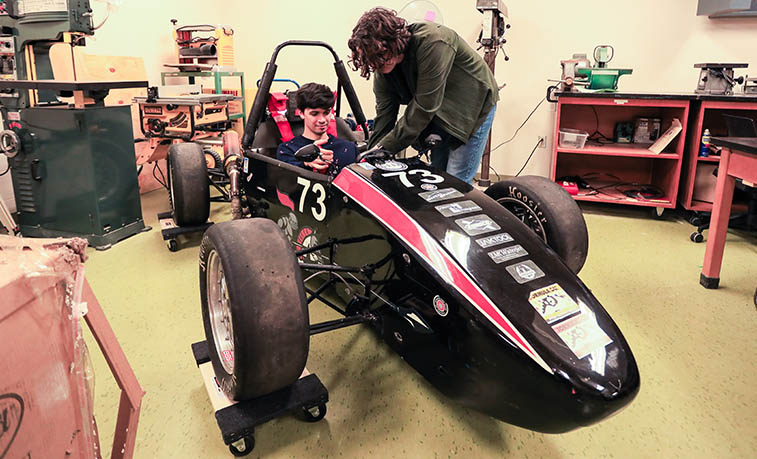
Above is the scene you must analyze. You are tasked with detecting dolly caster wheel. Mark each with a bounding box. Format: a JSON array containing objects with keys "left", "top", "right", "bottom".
[
  {"left": 228, "top": 436, "right": 254, "bottom": 457},
  {"left": 301, "top": 403, "right": 327, "bottom": 422},
  {"left": 690, "top": 231, "right": 704, "bottom": 243},
  {"left": 167, "top": 239, "right": 179, "bottom": 252}
]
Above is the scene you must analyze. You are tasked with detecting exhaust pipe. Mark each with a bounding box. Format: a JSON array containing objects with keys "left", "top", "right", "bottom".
[{"left": 223, "top": 131, "right": 243, "bottom": 220}]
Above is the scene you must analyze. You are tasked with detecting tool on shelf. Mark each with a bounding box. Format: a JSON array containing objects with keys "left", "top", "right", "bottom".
[
  {"left": 166, "top": 19, "right": 235, "bottom": 72},
  {"left": 550, "top": 44, "right": 633, "bottom": 93},
  {"left": 694, "top": 63, "right": 748, "bottom": 95}
]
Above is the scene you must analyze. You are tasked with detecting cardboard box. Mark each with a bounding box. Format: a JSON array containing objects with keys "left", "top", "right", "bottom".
[{"left": 0, "top": 237, "right": 97, "bottom": 459}]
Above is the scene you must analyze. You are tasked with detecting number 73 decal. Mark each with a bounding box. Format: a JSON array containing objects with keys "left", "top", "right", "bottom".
[
  {"left": 297, "top": 177, "right": 327, "bottom": 221},
  {"left": 382, "top": 169, "right": 444, "bottom": 188}
]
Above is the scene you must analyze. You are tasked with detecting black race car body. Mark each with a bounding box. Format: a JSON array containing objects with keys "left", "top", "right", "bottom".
[{"left": 242, "top": 150, "right": 640, "bottom": 433}]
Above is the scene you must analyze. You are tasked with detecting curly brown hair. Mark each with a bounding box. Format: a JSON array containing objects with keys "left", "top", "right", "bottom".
[{"left": 348, "top": 7, "right": 412, "bottom": 79}]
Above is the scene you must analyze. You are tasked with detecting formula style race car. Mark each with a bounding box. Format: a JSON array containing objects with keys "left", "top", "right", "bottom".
[{"left": 169, "top": 41, "right": 640, "bottom": 435}]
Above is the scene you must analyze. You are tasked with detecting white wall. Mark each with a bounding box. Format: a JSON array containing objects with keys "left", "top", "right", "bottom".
[
  {"left": 2, "top": 0, "right": 756, "bottom": 209},
  {"left": 83, "top": 0, "right": 757, "bottom": 177}
]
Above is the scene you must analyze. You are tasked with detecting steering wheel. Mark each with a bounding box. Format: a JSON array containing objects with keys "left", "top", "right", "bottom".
[{"left": 356, "top": 147, "right": 393, "bottom": 163}]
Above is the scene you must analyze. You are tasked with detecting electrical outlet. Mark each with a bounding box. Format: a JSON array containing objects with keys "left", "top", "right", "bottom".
[{"left": 538, "top": 136, "right": 546, "bottom": 148}]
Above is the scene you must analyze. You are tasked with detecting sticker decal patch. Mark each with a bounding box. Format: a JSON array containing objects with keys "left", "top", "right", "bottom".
[
  {"left": 505, "top": 260, "right": 545, "bottom": 284},
  {"left": 433, "top": 295, "right": 449, "bottom": 317},
  {"left": 435, "top": 200, "right": 482, "bottom": 217},
  {"left": 420, "top": 183, "right": 438, "bottom": 191},
  {"left": 552, "top": 312, "right": 612, "bottom": 359},
  {"left": 375, "top": 160, "right": 408, "bottom": 171},
  {"left": 476, "top": 232, "right": 514, "bottom": 248},
  {"left": 357, "top": 162, "right": 376, "bottom": 170},
  {"left": 418, "top": 188, "right": 463, "bottom": 203},
  {"left": 454, "top": 214, "right": 501, "bottom": 236},
  {"left": 528, "top": 283, "right": 580, "bottom": 324},
  {"left": 488, "top": 245, "right": 528, "bottom": 264}
]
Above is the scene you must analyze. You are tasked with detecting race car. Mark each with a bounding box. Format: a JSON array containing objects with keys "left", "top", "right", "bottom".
[{"left": 169, "top": 40, "right": 640, "bottom": 434}]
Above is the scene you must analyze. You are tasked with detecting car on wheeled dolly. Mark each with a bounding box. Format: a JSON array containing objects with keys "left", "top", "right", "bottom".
[{"left": 170, "top": 40, "right": 640, "bottom": 454}]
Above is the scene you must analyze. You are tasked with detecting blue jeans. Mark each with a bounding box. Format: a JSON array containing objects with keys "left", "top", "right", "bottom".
[{"left": 430, "top": 105, "right": 497, "bottom": 184}]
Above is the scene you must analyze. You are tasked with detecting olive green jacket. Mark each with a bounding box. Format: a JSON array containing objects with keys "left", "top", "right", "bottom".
[{"left": 368, "top": 22, "right": 499, "bottom": 151}]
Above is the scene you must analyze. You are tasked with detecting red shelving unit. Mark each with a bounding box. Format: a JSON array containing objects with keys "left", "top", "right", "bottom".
[
  {"left": 679, "top": 97, "right": 757, "bottom": 213},
  {"left": 552, "top": 94, "right": 691, "bottom": 209}
]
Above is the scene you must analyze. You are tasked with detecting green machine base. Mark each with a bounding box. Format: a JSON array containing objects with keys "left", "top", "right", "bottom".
[
  {"left": 19, "top": 219, "right": 149, "bottom": 250},
  {"left": 7, "top": 103, "right": 148, "bottom": 250}
]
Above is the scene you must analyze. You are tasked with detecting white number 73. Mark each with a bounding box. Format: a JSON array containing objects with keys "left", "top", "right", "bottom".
[
  {"left": 296, "top": 177, "right": 327, "bottom": 221},
  {"left": 382, "top": 169, "right": 444, "bottom": 188}
]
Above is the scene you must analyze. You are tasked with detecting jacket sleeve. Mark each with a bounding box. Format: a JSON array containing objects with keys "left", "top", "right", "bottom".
[
  {"left": 368, "top": 75, "right": 400, "bottom": 149},
  {"left": 277, "top": 141, "right": 305, "bottom": 168},
  {"left": 374, "top": 40, "right": 456, "bottom": 152}
]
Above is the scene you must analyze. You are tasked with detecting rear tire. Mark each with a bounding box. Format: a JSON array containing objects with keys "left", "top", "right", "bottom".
[
  {"left": 485, "top": 176, "right": 589, "bottom": 274},
  {"left": 168, "top": 142, "right": 210, "bottom": 226},
  {"left": 200, "top": 219, "right": 309, "bottom": 400}
]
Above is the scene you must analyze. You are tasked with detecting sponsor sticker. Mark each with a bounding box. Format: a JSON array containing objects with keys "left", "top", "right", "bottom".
[
  {"left": 375, "top": 160, "right": 408, "bottom": 171},
  {"left": 528, "top": 283, "right": 580, "bottom": 324},
  {"left": 221, "top": 350, "right": 234, "bottom": 363},
  {"left": 243, "top": 157, "right": 249, "bottom": 173},
  {"left": 7, "top": 111, "right": 20, "bottom": 121},
  {"left": 476, "top": 232, "right": 514, "bottom": 248},
  {"left": 454, "top": 214, "right": 501, "bottom": 236},
  {"left": 433, "top": 295, "right": 449, "bottom": 317},
  {"left": 552, "top": 312, "right": 612, "bottom": 359},
  {"left": 505, "top": 260, "right": 545, "bottom": 284},
  {"left": 488, "top": 245, "right": 528, "bottom": 264},
  {"left": 418, "top": 187, "right": 463, "bottom": 203},
  {"left": 420, "top": 183, "right": 438, "bottom": 191},
  {"left": 357, "top": 162, "right": 376, "bottom": 170},
  {"left": 435, "top": 200, "right": 482, "bottom": 217}
]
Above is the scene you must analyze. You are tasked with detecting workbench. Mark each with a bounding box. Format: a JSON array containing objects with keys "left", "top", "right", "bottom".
[
  {"left": 699, "top": 137, "right": 757, "bottom": 289},
  {"left": 552, "top": 92, "right": 693, "bottom": 213},
  {"left": 553, "top": 92, "right": 757, "bottom": 216}
]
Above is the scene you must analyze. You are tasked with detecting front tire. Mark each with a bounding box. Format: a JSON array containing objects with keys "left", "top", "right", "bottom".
[
  {"left": 485, "top": 176, "right": 589, "bottom": 274},
  {"left": 168, "top": 142, "right": 210, "bottom": 226},
  {"left": 200, "top": 219, "right": 309, "bottom": 400}
]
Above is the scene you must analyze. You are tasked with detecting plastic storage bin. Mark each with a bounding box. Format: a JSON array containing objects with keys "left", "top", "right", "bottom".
[{"left": 558, "top": 128, "right": 589, "bottom": 149}]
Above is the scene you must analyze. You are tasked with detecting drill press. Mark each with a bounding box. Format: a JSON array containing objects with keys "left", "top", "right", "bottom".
[{"left": 0, "top": 0, "right": 148, "bottom": 249}]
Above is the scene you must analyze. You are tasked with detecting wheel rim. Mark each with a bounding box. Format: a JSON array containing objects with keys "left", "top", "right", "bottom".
[
  {"left": 496, "top": 197, "right": 548, "bottom": 243},
  {"left": 207, "top": 250, "right": 235, "bottom": 374}
]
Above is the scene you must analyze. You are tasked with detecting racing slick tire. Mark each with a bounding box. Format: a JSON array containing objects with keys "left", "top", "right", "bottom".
[
  {"left": 167, "top": 142, "right": 210, "bottom": 226},
  {"left": 485, "top": 175, "right": 589, "bottom": 274},
  {"left": 200, "top": 218, "right": 309, "bottom": 400}
]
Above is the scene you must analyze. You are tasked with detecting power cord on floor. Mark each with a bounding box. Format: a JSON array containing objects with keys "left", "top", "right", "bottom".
[
  {"left": 153, "top": 162, "right": 168, "bottom": 190},
  {"left": 515, "top": 139, "right": 542, "bottom": 176}
]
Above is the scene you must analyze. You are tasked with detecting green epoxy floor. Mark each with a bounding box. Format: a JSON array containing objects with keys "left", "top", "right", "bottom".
[{"left": 83, "top": 190, "right": 756, "bottom": 458}]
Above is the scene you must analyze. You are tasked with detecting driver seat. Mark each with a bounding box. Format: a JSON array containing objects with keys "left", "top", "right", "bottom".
[{"left": 251, "top": 90, "right": 358, "bottom": 158}]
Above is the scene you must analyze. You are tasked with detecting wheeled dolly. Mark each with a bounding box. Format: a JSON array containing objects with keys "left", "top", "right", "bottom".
[
  {"left": 158, "top": 212, "right": 213, "bottom": 251},
  {"left": 191, "top": 341, "right": 329, "bottom": 456}
]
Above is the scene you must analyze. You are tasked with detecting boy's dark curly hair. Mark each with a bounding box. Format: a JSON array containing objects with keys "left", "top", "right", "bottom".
[
  {"left": 295, "top": 82, "right": 334, "bottom": 111},
  {"left": 348, "top": 7, "right": 411, "bottom": 79}
]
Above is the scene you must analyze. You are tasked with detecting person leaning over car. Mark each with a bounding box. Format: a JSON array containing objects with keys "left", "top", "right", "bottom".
[
  {"left": 348, "top": 7, "right": 499, "bottom": 184},
  {"left": 277, "top": 82, "right": 358, "bottom": 174}
]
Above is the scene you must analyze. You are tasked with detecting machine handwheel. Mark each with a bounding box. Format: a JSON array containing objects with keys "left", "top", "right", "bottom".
[
  {"left": 228, "top": 436, "right": 254, "bottom": 457},
  {"left": 167, "top": 239, "right": 179, "bottom": 252},
  {"left": 301, "top": 403, "right": 327, "bottom": 422},
  {"left": 690, "top": 231, "right": 704, "bottom": 243}
]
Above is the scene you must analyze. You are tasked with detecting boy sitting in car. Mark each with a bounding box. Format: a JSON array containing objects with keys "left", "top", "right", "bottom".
[{"left": 277, "top": 82, "right": 358, "bottom": 173}]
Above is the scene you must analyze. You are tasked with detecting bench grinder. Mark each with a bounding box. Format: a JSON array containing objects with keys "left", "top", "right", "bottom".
[{"left": 0, "top": 0, "right": 148, "bottom": 249}]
